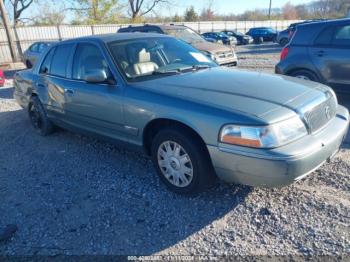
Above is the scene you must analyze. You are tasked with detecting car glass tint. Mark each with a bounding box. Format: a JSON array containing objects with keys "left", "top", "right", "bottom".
[
  {"left": 332, "top": 25, "right": 350, "bottom": 47},
  {"left": 50, "top": 44, "right": 74, "bottom": 77},
  {"left": 72, "top": 43, "right": 110, "bottom": 81},
  {"left": 108, "top": 37, "right": 217, "bottom": 81},
  {"left": 30, "top": 43, "right": 39, "bottom": 52},
  {"left": 314, "top": 26, "right": 334, "bottom": 46},
  {"left": 39, "top": 47, "right": 55, "bottom": 74}
]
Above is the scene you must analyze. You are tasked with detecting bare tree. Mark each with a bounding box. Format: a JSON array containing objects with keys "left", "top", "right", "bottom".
[
  {"left": 282, "top": 2, "right": 298, "bottom": 20},
  {"left": 7, "top": 0, "right": 33, "bottom": 24},
  {"left": 128, "top": 0, "right": 168, "bottom": 21},
  {"left": 4, "top": 0, "right": 34, "bottom": 57}
]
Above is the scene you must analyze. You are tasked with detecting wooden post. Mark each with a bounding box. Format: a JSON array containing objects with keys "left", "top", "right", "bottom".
[{"left": 0, "top": 0, "right": 17, "bottom": 62}]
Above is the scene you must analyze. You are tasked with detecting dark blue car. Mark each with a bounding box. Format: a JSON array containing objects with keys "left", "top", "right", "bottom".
[
  {"left": 201, "top": 32, "right": 237, "bottom": 46},
  {"left": 246, "top": 27, "right": 278, "bottom": 44}
]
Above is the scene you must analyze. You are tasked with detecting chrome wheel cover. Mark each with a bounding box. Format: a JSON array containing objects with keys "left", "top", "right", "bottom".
[{"left": 157, "top": 141, "right": 193, "bottom": 187}]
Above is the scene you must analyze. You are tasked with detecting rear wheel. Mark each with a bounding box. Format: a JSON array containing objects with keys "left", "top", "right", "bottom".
[
  {"left": 28, "top": 96, "right": 55, "bottom": 136},
  {"left": 289, "top": 70, "right": 319, "bottom": 82},
  {"left": 254, "top": 37, "right": 263, "bottom": 44},
  {"left": 151, "top": 127, "right": 215, "bottom": 194}
]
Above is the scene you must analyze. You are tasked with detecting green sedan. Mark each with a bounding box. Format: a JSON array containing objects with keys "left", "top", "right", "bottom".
[{"left": 14, "top": 33, "right": 349, "bottom": 194}]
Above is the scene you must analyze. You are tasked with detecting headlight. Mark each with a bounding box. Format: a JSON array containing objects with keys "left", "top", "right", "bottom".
[{"left": 219, "top": 116, "right": 307, "bottom": 148}]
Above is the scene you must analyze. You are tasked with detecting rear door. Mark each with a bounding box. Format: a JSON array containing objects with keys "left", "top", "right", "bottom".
[
  {"left": 63, "top": 42, "right": 127, "bottom": 140},
  {"left": 309, "top": 23, "right": 350, "bottom": 92},
  {"left": 37, "top": 43, "right": 75, "bottom": 121}
]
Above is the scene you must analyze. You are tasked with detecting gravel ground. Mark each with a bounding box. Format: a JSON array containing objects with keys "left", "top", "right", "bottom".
[{"left": 0, "top": 44, "right": 349, "bottom": 257}]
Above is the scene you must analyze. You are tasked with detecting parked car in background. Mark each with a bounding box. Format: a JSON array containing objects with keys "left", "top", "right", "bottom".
[
  {"left": 201, "top": 32, "right": 237, "bottom": 46},
  {"left": 0, "top": 69, "right": 5, "bottom": 87},
  {"left": 246, "top": 27, "right": 278, "bottom": 44},
  {"left": 275, "top": 19, "right": 350, "bottom": 94},
  {"left": 277, "top": 29, "right": 290, "bottom": 46},
  {"left": 118, "top": 24, "right": 238, "bottom": 67},
  {"left": 222, "top": 30, "right": 253, "bottom": 45},
  {"left": 22, "top": 41, "right": 56, "bottom": 68},
  {"left": 287, "top": 19, "right": 326, "bottom": 41},
  {"left": 14, "top": 33, "right": 349, "bottom": 194}
]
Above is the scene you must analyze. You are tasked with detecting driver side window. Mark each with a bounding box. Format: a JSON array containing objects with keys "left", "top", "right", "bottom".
[{"left": 72, "top": 43, "right": 110, "bottom": 81}]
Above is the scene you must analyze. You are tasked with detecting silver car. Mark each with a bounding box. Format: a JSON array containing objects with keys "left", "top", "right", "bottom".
[
  {"left": 22, "top": 41, "right": 56, "bottom": 68},
  {"left": 14, "top": 34, "right": 349, "bottom": 194}
]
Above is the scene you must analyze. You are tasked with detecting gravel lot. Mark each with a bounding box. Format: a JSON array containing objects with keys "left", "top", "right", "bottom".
[{"left": 0, "top": 43, "right": 349, "bottom": 257}]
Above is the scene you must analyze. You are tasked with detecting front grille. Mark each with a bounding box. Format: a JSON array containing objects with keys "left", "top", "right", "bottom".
[
  {"left": 303, "top": 95, "right": 337, "bottom": 133},
  {"left": 216, "top": 51, "right": 234, "bottom": 59}
]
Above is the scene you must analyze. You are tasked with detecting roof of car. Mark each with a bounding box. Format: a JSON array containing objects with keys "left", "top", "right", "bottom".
[
  {"left": 297, "top": 18, "right": 350, "bottom": 29},
  {"left": 120, "top": 24, "right": 189, "bottom": 30},
  {"left": 60, "top": 32, "right": 171, "bottom": 44}
]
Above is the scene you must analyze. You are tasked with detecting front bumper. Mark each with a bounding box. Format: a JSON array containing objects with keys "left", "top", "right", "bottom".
[
  {"left": 217, "top": 56, "right": 238, "bottom": 67},
  {"left": 207, "top": 105, "right": 349, "bottom": 187}
]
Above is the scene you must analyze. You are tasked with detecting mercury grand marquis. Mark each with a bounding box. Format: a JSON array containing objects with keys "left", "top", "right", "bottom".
[{"left": 14, "top": 33, "right": 349, "bottom": 194}]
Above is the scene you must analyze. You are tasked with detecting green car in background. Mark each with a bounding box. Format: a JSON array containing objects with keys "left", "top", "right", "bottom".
[{"left": 14, "top": 33, "right": 349, "bottom": 194}]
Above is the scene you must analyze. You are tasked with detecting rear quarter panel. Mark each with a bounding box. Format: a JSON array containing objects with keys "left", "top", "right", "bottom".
[{"left": 14, "top": 70, "right": 39, "bottom": 108}]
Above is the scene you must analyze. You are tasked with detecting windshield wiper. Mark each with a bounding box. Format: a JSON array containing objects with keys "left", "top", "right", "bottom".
[
  {"left": 152, "top": 69, "right": 180, "bottom": 76},
  {"left": 178, "top": 65, "right": 210, "bottom": 73}
]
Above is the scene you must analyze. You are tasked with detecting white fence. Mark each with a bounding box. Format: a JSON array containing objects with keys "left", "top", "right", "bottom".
[{"left": 0, "top": 20, "right": 301, "bottom": 64}]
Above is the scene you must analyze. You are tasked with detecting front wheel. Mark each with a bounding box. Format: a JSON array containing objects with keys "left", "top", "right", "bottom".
[
  {"left": 151, "top": 127, "right": 215, "bottom": 194},
  {"left": 28, "top": 96, "right": 55, "bottom": 136}
]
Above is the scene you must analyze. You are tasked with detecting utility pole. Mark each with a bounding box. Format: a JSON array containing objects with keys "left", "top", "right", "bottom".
[
  {"left": 0, "top": 0, "right": 17, "bottom": 62},
  {"left": 268, "top": 0, "right": 272, "bottom": 19}
]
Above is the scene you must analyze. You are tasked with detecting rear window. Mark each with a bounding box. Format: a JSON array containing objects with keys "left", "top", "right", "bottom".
[
  {"left": 50, "top": 44, "right": 74, "bottom": 77},
  {"left": 333, "top": 25, "right": 350, "bottom": 47},
  {"left": 314, "top": 26, "right": 334, "bottom": 46},
  {"left": 39, "top": 47, "right": 55, "bottom": 74}
]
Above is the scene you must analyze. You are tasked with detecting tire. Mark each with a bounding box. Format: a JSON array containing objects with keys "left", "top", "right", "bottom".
[
  {"left": 254, "top": 37, "right": 263, "bottom": 44},
  {"left": 289, "top": 70, "right": 319, "bottom": 82},
  {"left": 279, "top": 38, "right": 289, "bottom": 46},
  {"left": 25, "top": 60, "right": 32, "bottom": 69},
  {"left": 28, "top": 96, "right": 55, "bottom": 136},
  {"left": 151, "top": 127, "right": 216, "bottom": 194}
]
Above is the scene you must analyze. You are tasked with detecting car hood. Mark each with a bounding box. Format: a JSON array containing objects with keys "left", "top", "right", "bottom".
[
  {"left": 191, "top": 41, "right": 232, "bottom": 54},
  {"left": 133, "top": 67, "right": 331, "bottom": 123}
]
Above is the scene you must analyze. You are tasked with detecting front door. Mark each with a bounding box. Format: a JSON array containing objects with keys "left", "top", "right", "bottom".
[{"left": 63, "top": 43, "right": 126, "bottom": 141}]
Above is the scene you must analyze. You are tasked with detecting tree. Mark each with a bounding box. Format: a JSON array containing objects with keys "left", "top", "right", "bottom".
[
  {"left": 184, "top": 6, "right": 198, "bottom": 22},
  {"left": 127, "top": 0, "right": 168, "bottom": 21},
  {"left": 4, "top": 0, "right": 35, "bottom": 58},
  {"left": 73, "top": 0, "right": 121, "bottom": 24},
  {"left": 6, "top": 0, "right": 33, "bottom": 25},
  {"left": 32, "top": 5, "right": 65, "bottom": 25},
  {"left": 200, "top": 0, "right": 215, "bottom": 21},
  {"left": 173, "top": 13, "right": 181, "bottom": 22},
  {"left": 282, "top": 2, "right": 298, "bottom": 20}
]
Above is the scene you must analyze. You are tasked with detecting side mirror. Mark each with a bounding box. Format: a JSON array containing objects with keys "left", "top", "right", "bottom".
[{"left": 84, "top": 69, "right": 108, "bottom": 83}]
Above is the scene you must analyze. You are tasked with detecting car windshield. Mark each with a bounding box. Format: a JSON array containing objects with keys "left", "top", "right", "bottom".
[
  {"left": 163, "top": 28, "right": 205, "bottom": 44},
  {"left": 108, "top": 37, "right": 217, "bottom": 82},
  {"left": 217, "top": 32, "right": 227, "bottom": 37}
]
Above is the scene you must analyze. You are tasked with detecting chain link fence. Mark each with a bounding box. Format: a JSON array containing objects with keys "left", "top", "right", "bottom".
[{"left": 0, "top": 20, "right": 301, "bottom": 64}]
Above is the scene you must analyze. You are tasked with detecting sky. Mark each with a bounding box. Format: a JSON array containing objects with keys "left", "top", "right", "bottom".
[
  {"left": 163, "top": 0, "right": 316, "bottom": 16},
  {"left": 11, "top": 0, "right": 317, "bottom": 23}
]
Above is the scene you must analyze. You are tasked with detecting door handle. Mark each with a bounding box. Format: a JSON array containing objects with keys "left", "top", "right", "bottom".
[
  {"left": 37, "top": 83, "right": 45, "bottom": 89},
  {"left": 64, "top": 89, "right": 74, "bottom": 95}
]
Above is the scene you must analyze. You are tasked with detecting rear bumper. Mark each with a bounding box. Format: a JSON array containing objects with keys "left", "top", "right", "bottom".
[{"left": 208, "top": 105, "right": 349, "bottom": 187}]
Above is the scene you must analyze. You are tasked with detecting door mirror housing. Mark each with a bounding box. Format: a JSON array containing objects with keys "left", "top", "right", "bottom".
[{"left": 84, "top": 69, "right": 108, "bottom": 83}]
